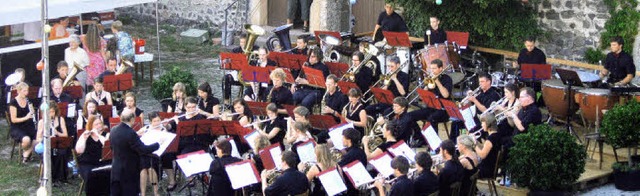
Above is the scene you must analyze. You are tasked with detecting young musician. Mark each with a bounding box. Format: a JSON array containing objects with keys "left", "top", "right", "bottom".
[
  {"left": 515, "top": 37, "right": 547, "bottom": 67},
  {"left": 229, "top": 99, "right": 253, "bottom": 126},
  {"left": 9, "top": 82, "right": 37, "bottom": 164},
  {"left": 262, "top": 151, "right": 310, "bottom": 195},
  {"left": 374, "top": 156, "right": 414, "bottom": 196},
  {"left": 53, "top": 61, "right": 81, "bottom": 86},
  {"left": 97, "top": 57, "right": 117, "bottom": 80},
  {"left": 288, "top": 121, "right": 313, "bottom": 157},
  {"left": 259, "top": 103, "right": 287, "bottom": 150},
  {"left": 169, "top": 97, "right": 209, "bottom": 154},
  {"left": 135, "top": 112, "right": 165, "bottom": 196},
  {"left": 413, "top": 152, "right": 439, "bottom": 196},
  {"left": 50, "top": 79, "right": 74, "bottom": 103},
  {"left": 338, "top": 128, "right": 367, "bottom": 196},
  {"left": 365, "top": 56, "right": 409, "bottom": 117},
  {"left": 457, "top": 135, "right": 480, "bottom": 196},
  {"left": 437, "top": 140, "right": 464, "bottom": 196},
  {"left": 167, "top": 82, "right": 187, "bottom": 113},
  {"left": 409, "top": 59, "right": 452, "bottom": 143},
  {"left": 292, "top": 48, "right": 330, "bottom": 110},
  {"left": 120, "top": 92, "right": 144, "bottom": 119},
  {"left": 288, "top": 106, "right": 329, "bottom": 144},
  {"left": 266, "top": 68, "right": 294, "bottom": 108},
  {"left": 231, "top": 33, "right": 258, "bottom": 54},
  {"left": 475, "top": 113, "right": 502, "bottom": 179},
  {"left": 75, "top": 115, "right": 109, "bottom": 193},
  {"left": 208, "top": 139, "right": 243, "bottom": 196},
  {"left": 506, "top": 87, "right": 541, "bottom": 135},
  {"left": 85, "top": 77, "right": 113, "bottom": 106},
  {"left": 291, "top": 36, "right": 309, "bottom": 55},
  {"left": 600, "top": 36, "right": 636, "bottom": 86},
  {"left": 495, "top": 83, "right": 519, "bottom": 139},
  {"left": 363, "top": 120, "right": 398, "bottom": 160},
  {"left": 246, "top": 135, "right": 271, "bottom": 195},
  {"left": 462, "top": 73, "right": 501, "bottom": 135},
  {"left": 342, "top": 88, "right": 367, "bottom": 135},
  {"left": 300, "top": 144, "right": 336, "bottom": 196},
  {"left": 375, "top": 97, "right": 416, "bottom": 144},
  {"left": 322, "top": 74, "right": 349, "bottom": 122},
  {"left": 109, "top": 110, "right": 160, "bottom": 195},
  {"left": 35, "top": 101, "right": 69, "bottom": 183},
  {"left": 77, "top": 100, "right": 102, "bottom": 133},
  {"left": 372, "top": 3, "right": 409, "bottom": 42},
  {"left": 197, "top": 82, "right": 221, "bottom": 119},
  {"left": 423, "top": 16, "right": 447, "bottom": 46},
  {"left": 244, "top": 47, "right": 277, "bottom": 102},
  {"left": 350, "top": 52, "right": 375, "bottom": 91}
]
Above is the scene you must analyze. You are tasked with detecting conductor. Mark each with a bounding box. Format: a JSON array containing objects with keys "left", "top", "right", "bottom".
[{"left": 110, "top": 109, "right": 160, "bottom": 195}]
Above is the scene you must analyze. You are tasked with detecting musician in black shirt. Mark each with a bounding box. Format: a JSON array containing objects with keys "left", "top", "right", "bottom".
[
  {"left": 337, "top": 128, "right": 367, "bottom": 196},
  {"left": 266, "top": 68, "right": 294, "bottom": 107},
  {"left": 230, "top": 34, "right": 259, "bottom": 54},
  {"left": 53, "top": 61, "right": 80, "bottom": 86},
  {"left": 208, "top": 139, "right": 243, "bottom": 196},
  {"left": 375, "top": 97, "right": 416, "bottom": 145},
  {"left": 197, "top": 82, "right": 221, "bottom": 118},
  {"left": 290, "top": 36, "right": 309, "bottom": 55},
  {"left": 292, "top": 48, "right": 330, "bottom": 110},
  {"left": 600, "top": 36, "right": 636, "bottom": 86},
  {"left": 373, "top": 3, "right": 409, "bottom": 42},
  {"left": 515, "top": 37, "right": 547, "bottom": 67},
  {"left": 437, "top": 140, "right": 464, "bottom": 196},
  {"left": 506, "top": 87, "right": 541, "bottom": 135},
  {"left": 321, "top": 75, "right": 349, "bottom": 121},
  {"left": 365, "top": 56, "right": 409, "bottom": 118},
  {"left": 244, "top": 48, "right": 278, "bottom": 102},
  {"left": 374, "top": 156, "right": 414, "bottom": 196},
  {"left": 413, "top": 152, "right": 439, "bottom": 196},
  {"left": 262, "top": 151, "right": 310, "bottom": 196},
  {"left": 424, "top": 16, "right": 447, "bottom": 46},
  {"left": 350, "top": 52, "right": 375, "bottom": 92},
  {"left": 409, "top": 59, "right": 452, "bottom": 143},
  {"left": 462, "top": 73, "right": 501, "bottom": 133}
]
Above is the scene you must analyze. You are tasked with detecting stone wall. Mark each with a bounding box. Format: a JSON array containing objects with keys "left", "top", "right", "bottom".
[
  {"left": 536, "top": 0, "right": 610, "bottom": 61},
  {"left": 116, "top": 0, "right": 250, "bottom": 32}
]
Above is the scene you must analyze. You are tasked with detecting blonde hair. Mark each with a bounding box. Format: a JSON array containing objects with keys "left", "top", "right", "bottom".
[
  {"left": 125, "top": 92, "right": 136, "bottom": 104},
  {"left": 14, "top": 82, "right": 29, "bottom": 91},
  {"left": 172, "top": 82, "right": 186, "bottom": 100},
  {"left": 457, "top": 135, "right": 475, "bottom": 151},
  {"left": 111, "top": 20, "right": 123, "bottom": 31},
  {"left": 315, "top": 144, "right": 336, "bottom": 170},
  {"left": 254, "top": 134, "right": 271, "bottom": 151},
  {"left": 270, "top": 68, "right": 286, "bottom": 81}
]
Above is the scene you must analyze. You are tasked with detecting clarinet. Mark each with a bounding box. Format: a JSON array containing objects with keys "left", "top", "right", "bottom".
[{"left": 27, "top": 99, "right": 36, "bottom": 124}]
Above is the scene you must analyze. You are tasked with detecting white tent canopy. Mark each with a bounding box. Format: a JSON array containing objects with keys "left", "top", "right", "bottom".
[{"left": 0, "top": 0, "right": 156, "bottom": 26}]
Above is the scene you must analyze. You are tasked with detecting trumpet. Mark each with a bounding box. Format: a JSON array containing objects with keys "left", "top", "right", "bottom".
[
  {"left": 459, "top": 87, "right": 482, "bottom": 107},
  {"left": 479, "top": 97, "right": 508, "bottom": 117},
  {"left": 365, "top": 175, "right": 397, "bottom": 189},
  {"left": 496, "top": 101, "right": 520, "bottom": 122}
]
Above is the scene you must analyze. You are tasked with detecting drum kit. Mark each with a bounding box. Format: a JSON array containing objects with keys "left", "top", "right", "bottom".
[{"left": 414, "top": 42, "right": 465, "bottom": 85}]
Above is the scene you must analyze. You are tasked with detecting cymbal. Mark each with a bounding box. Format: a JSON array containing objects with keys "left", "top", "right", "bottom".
[{"left": 4, "top": 73, "right": 21, "bottom": 86}]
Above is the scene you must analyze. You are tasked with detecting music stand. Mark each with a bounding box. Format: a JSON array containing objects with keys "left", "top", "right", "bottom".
[
  {"left": 10, "top": 86, "right": 42, "bottom": 100},
  {"left": 246, "top": 101, "right": 270, "bottom": 117},
  {"left": 325, "top": 62, "right": 350, "bottom": 78},
  {"left": 108, "top": 117, "right": 143, "bottom": 131},
  {"left": 445, "top": 31, "right": 470, "bottom": 49},
  {"left": 100, "top": 140, "right": 113, "bottom": 162},
  {"left": 219, "top": 52, "right": 249, "bottom": 70},
  {"left": 282, "top": 104, "right": 296, "bottom": 118},
  {"left": 314, "top": 31, "right": 342, "bottom": 45},
  {"left": 520, "top": 63, "right": 552, "bottom": 83},
  {"left": 556, "top": 68, "right": 583, "bottom": 142},
  {"left": 301, "top": 66, "right": 326, "bottom": 89},
  {"left": 382, "top": 31, "right": 412, "bottom": 48},
  {"left": 272, "top": 52, "right": 306, "bottom": 71},
  {"left": 440, "top": 99, "right": 463, "bottom": 121},
  {"left": 242, "top": 66, "right": 272, "bottom": 84},
  {"left": 337, "top": 81, "right": 359, "bottom": 95},
  {"left": 62, "top": 86, "right": 83, "bottom": 100},
  {"left": 278, "top": 68, "right": 296, "bottom": 84},
  {"left": 103, "top": 73, "right": 133, "bottom": 92},
  {"left": 308, "top": 114, "right": 339, "bottom": 130},
  {"left": 370, "top": 88, "right": 395, "bottom": 105},
  {"left": 51, "top": 136, "right": 73, "bottom": 150},
  {"left": 96, "top": 105, "right": 113, "bottom": 119},
  {"left": 57, "top": 102, "right": 69, "bottom": 118},
  {"left": 417, "top": 89, "right": 443, "bottom": 109},
  {"left": 158, "top": 112, "right": 178, "bottom": 120},
  {"left": 176, "top": 150, "right": 211, "bottom": 195}
]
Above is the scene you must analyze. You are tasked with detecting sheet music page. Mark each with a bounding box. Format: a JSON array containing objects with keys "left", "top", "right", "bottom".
[
  {"left": 369, "top": 153, "right": 394, "bottom": 177},
  {"left": 318, "top": 169, "right": 348, "bottom": 196},
  {"left": 140, "top": 131, "right": 176, "bottom": 157},
  {"left": 470, "top": 105, "right": 477, "bottom": 117},
  {"left": 244, "top": 131, "right": 259, "bottom": 151},
  {"left": 343, "top": 162, "right": 373, "bottom": 188},
  {"left": 460, "top": 107, "right": 476, "bottom": 130},
  {"left": 111, "top": 106, "right": 118, "bottom": 118},
  {"left": 229, "top": 139, "right": 241, "bottom": 158},
  {"left": 328, "top": 123, "right": 354, "bottom": 150},
  {"left": 176, "top": 153, "right": 213, "bottom": 177},
  {"left": 225, "top": 161, "right": 259, "bottom": 189},
  {"left": 388, "top": 142, "right": 416, "bottom": 164},
  {"left": 421, "top": 125, "right": 442, "bottom": 151},
  {"left": 67, "top": 103, "right": 76, "bottom": 118},
  {"left": 296, "top": 142, "right": 317, "bottom": 163},
  {"left": 269, "top": 146, "right": 283, "bottom": 170}
]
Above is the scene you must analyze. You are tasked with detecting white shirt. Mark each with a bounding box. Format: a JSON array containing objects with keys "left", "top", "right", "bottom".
[{"left": 65, "top": 47, "right": 90, "bottom": 69}]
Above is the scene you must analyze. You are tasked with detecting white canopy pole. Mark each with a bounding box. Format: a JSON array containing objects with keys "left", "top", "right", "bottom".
[
  {"left": 39, "top": 0, "right": 52, "bottom": 194},
  {"left": 155, "top": 1, "right": 161, "bottom": 69}
]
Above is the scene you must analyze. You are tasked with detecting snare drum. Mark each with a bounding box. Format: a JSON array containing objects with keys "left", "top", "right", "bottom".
[
  {"left": 574, "top": 88, "right": 619, "bottom": 125},
  {"left": 542, "top": 79, "right": 583, "bottom": 119}
]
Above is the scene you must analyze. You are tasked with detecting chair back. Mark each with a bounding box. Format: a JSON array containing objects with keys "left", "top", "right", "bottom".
[
  {"left": 468, "top": 170, "right": 479, "bottom": 196},
  {"left": 492, "top": 146, "right": 505, "bottom": 179},
  {"left": 450, "top": 181, "right": 461, "bottom": 196}
]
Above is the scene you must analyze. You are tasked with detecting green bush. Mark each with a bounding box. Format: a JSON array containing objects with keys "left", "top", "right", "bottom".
[
  {"left": 393, "top": 0, "right": 543, "bottom": 51},
  {"left": 599, "top": 0, "right": 640, "bottom": 53},
  {"left": 507, "top": 124, "right": 587, "bottom": 191},
  {"left": 584, "top": 48, "right": 606, "bottom": 65},
  {"left": 151, "top": 66, "right": 198, "bottom": 100},
  {"left": 601, "top": 100, "right": 640, "bottom": 167}
]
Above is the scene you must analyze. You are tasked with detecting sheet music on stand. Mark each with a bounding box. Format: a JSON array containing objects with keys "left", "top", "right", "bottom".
[
  {"left": 328, "top": 123, "right": 354, "bottom": 150},
  {"left": 460, "top": 106, "right": 477, "bottom": 131},
  {"left": 388, "top": 140, "right": 416, "bottom": 164},
  {"left": 369, "top": 152, "right": 394, "bottom": 177},
  {"left": 343, "top": 160, "right": 374, "bottom": 188},
  {"left": 226, "top": 137, "right": 242, "bottom": 158},
  {"left": 317, "top": 167, "right": 348, "bottom": 196},
  {"left": 176, "top": 151, "right": 214, "bottom": 177},
  {"left": 243, "top": 130, "right": 260, "bottom": 151},
  {"left": 225, "top": 160, "right": 261, "bottom": 189},
  {"left": 421, "top": 122, "right": 442, "bottom": 151},
  {"left": 140, "top": 131, "right": 176, "bottom": 157},
  {"left": 296, "top": 140, "right": 317, "bottom": 163},
  {"left": 259, "top": 143, "right": 283, "bottom": 170}
]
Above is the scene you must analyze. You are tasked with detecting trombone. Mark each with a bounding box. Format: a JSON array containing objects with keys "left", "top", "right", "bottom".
[
  {"left": 361, "top": 62, "right": 408, "bottom": 103},
  {"left": 424, "top": 64, "right": 451, "bottom": 90}
]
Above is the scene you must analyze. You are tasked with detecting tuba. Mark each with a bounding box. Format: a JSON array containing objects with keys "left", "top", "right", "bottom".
[
  {"left": 63, "top": 62, "right": 84, "bottom": 87},
  {"left": 320, "top": 34, "right": 341, "bottom": 62},
  {"left": 243, "top": 24, "right": 265, "bottom": 60},
  {"left": 266, "top": 24, "right": 293, "bottom": 52},
  {"left": 116, "top": 59, "right": 134, "bottom": 75}
]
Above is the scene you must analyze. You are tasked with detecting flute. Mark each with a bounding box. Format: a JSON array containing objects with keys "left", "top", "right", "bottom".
[{"left": 243, "top": 118, "right": 273, "bottom": 128}]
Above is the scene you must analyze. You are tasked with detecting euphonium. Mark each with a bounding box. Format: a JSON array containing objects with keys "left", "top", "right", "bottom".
[
  {"left": 266, "top": 24, "right": 293, "bottom": 52},
  {"left": 243, "top": 24, "right": 265, "bottom": 60},
  {"left": 264, "top": 169, "right": 282, "bottom": 186},
  {"left": 63, "top": 62, "right": 84, "bottom": 87},
  {"left": 116, "top": 59, "right": 134, "bottom": 75}
]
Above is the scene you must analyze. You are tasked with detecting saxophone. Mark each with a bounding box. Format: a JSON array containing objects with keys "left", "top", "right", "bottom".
[{"left": 266, "top": 86, "right": 275, "bottom": 102}]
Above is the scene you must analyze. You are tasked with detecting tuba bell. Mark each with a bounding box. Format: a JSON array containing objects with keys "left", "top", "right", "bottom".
[
  {"left": 116, "top": 59, "right": 134, "bottom": 75},
  {"left": 63, "top": 62, "right": 84, "bottom": 87},
  {"left": 243, "top": 24, "right": 265, "bottom": 60},
  {"left": 266, "top": 24, "right": 293, "bottom": 52}
]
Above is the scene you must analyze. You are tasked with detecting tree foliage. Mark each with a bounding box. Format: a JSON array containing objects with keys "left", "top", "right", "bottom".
[
  {"left": 393, "top": 0, "right": 543, "bottom": 51},
  {"left": 585, "top": 0, "right": 639, "bottom": 63},
  {"left": 151, "top": 66, "right": 198, "bottom": 100}
]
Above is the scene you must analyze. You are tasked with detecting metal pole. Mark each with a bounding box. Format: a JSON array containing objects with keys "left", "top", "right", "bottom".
[
  {"left": 155, "top": 1, "right": 161, "bottom": 69},
  {"left": 40, "top": 0, "right": 52, "bottom": 195}
]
